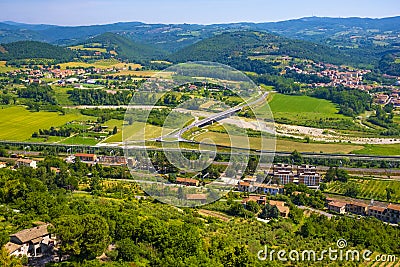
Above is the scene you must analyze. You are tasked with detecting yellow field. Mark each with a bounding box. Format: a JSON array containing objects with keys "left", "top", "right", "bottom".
[
  {"left": 107, "top": 70, "right": 172, "bottom": 77},
  {"left": 69, "top": 45, "right": 107, "bottom": 53},
  {"left": 0, "top": 61, "right": 18, "bottom": 73},
  {"left": 58, "top": 60, "right": 142, "bottom": 70},
  {"left": 105, "top": 121, "right": 174, "bottom": 143}
]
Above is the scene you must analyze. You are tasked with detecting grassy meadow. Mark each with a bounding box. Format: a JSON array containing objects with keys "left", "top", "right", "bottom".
[
  {"left": 0, "top": 106, "right": 87, "bottom": 141},
  {"left": 257, "top": 93, "right": 346, "bottom": 122}
]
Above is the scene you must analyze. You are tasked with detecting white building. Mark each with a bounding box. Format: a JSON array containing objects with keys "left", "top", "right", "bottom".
[{"left": 16, "top": 159, "right": 37, "bottom": 169}]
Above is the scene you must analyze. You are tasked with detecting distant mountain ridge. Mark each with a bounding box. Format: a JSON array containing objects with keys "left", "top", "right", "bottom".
[
  {"left": 83, "top": 32, "right": 166, "bottom": 62},
  {"left": 169, "top": 31, "right": 373, "bottom": 66},
  {"left": 1, "top": 16, "right": 399, "bottom": 52}
]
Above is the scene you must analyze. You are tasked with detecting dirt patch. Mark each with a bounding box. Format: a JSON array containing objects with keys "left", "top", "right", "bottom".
[{"left": 198, "top": 209, "right": 231, "bottom": 222}]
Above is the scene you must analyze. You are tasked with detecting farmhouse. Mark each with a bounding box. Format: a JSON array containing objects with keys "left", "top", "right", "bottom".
[
  {"left": 185, "top": 194, "right": 207, "bottom": 204},
  {"left": 367, "top": 205, "right": 387, "bottom": 221},
  {"left": 16, "top": 158, "right": 37, "bottom": 169},
  {"left": 5, "top": 223, "right": 56, "bottom": 258},
  {"left": 268, "top": 200, "right": 289, "bottom": 218},
  {"left": 328, "top": 201, "right": 347, "bottom": 214},
  {"left": 346, "top": 201, "right": 369, "bottom": 215},
  {"left": 0, "top": 161, "right": 7, "bottom": 168},
  {"left": 387, "top": 204, "right": 400, "bottom": 224},
  {"left": 242, "top": 195, "right": 267, "bottom": 206}
]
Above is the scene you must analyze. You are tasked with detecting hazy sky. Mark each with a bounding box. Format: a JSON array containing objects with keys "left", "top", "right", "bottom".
[{"left": 0, "top": 0, "right": 399, "bottom": 25}]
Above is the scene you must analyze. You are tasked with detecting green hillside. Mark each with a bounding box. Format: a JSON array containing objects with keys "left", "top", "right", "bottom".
[
  {"left": 0, "top": 41, "right": 76, "bottom": 62},
  {"left": 84, "top": 32, "right": 166, "bottom": 62},
  {"left": 170, "top": 31, "right": 367, "bottom": 67}
]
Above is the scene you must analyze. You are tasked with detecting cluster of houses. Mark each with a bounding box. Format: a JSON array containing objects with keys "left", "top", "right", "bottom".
[
  {"left": 327, "top": 198, "right": 400, "bottom": 224},
  {"left": 284, "top": 62, "right": 373, "bottom": 90},
  {"left": 0, "top": 158, "right": 38, "bottom": 169},
  {"left": 284, "top": 61, "right": 400, "bottom": 91},
  {"left": 374, "top": 89, "right": 400, "bottom": 108},
  {"left": 242, "top": 195, "right": 290, "bottom": 218},
  {"left": 5, "top": 223, "right": 57, "bottom": 259}
]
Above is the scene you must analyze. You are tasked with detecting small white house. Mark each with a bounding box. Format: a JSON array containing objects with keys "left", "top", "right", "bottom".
[
  {"left": 16, "top": 159, "right": 37, "bottom": 169},
  {"left": 0, "top": 162, "right": 7, "bottom": 168}
]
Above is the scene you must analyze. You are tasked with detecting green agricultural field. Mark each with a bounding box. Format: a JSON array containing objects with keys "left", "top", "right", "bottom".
[
  {"left": 60, "top": 135, "right": 99, "bottom": 146},
  {"left": 255, "top": 93, "right": 360, "bottom": 131},
  {"left": 326, "top": 178, "right": 400, "bottom": 203},
  {"left": 105, "top": 121, "right": 174, "bottom": 143},
  {"left": 353, "top": 144, "right": 400, "bottom": 156},
  {"left": 258, "top": 93, "right": 345, "bottom": 119},
  {"left": 53, "top": 86, "right": 74, "bottom": 106},
  {"left": 0, "top": 106, "right": 87, "bottom": 141}
]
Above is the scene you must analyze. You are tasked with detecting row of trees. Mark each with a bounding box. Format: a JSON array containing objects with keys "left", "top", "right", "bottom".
[{"left": 312, "top": 86, "right": 372, "bottom": 116}]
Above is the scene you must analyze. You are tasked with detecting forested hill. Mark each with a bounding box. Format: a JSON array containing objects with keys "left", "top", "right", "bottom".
[
  {"left": 84, "top": 32, "right": 166, "bottom": 62},
  {"left": 169, "top": 31, "right": 367, "bottom": 67},
  {"left": 0, "top": 41, "right": 76, "bottom": 61}
]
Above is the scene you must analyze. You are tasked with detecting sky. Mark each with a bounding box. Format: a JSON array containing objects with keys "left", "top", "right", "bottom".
[{"left": 0, "top": 0, "right": 399, "bottom": 26}]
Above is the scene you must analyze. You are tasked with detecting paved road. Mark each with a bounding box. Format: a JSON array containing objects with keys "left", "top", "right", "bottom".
[
  {"left": 157, "top": 92, "right": 269, "bottom": 142},
  {"left": 298, "top": 206, "right": 334, "bottom": 219}
]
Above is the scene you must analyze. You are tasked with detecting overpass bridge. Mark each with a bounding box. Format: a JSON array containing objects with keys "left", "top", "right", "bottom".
[{"left": 156, "top": 92, "right": 269, "bottom": 142}]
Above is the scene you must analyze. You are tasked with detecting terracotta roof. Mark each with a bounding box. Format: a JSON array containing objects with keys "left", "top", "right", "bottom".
[
  {"left": 17, "top": 159, "right": 34, "bottom": 164},
  {"left": 238, "top": 181, "right": 250, "bottom": 187},
  {"left": 369, "top": 206, "right": 387, "bottom": 212},
  {"left": 242, "top": 195, "right": 265, "bottom": 204},
  {"left": 185, "top": 194, "right": 207, "bottom": 200},
  {"left": 257, "top": 183, "right": 282, "bottom": 189},
  {"left": 328, "top": 201, "right": 347, "bottom": 208},
  {"left": 348, "top": 201, "right": 369, "bottom": 208},
  {"left": 75, "top": 153, "right": 96, "bottom": 157},
  {"left": 269, "top": 200, "right": 285, "bottom": 207},
  {"left": 388, "top": 204, "right": 400, "bottom": 212},
  {"left": 5, "top": 242, "right": 21, "bottom": 253},
  {"left": 176, "top": 178, "right": 199, "bottom": 184},
  {"left": 11, "top": 224, "right": 50, "bottom": 244},
  {"left": 275, "top": 205, "right": 290, "bottom": 215}
]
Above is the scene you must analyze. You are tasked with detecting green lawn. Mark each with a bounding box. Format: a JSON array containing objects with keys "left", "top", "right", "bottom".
[
  {"left": 0, "top": 106, "right": 85, "bottom": 141},
  {"left": 105, "top": 121, "right": 174, "bottom": 143},
  {"left": 53, "top": 86, "right": 75, "bottom": 106},
  {"left": 326, "top": 178, "right": 400, "bottom": 203},
  {"left": 258, "top": 93, "right": 345, "bottom": 118},
  {"left": 352, "top": 144, "right": 400, "bottom": 156},
  {"left": 255, "top": 93, "right": 353, "bottom": 129},
  {"left": 60, "top": 135, "right": 99, "bottom": 146}
]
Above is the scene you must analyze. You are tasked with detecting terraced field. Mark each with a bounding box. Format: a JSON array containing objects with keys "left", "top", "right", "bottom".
[{"left": 326, "top": 178, "right": 400, "bottom": 203}]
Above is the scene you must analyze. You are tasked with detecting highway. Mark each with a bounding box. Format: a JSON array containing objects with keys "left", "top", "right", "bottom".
[{"left": 156, "top": 91, "right": 269, "bottom": 142}]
